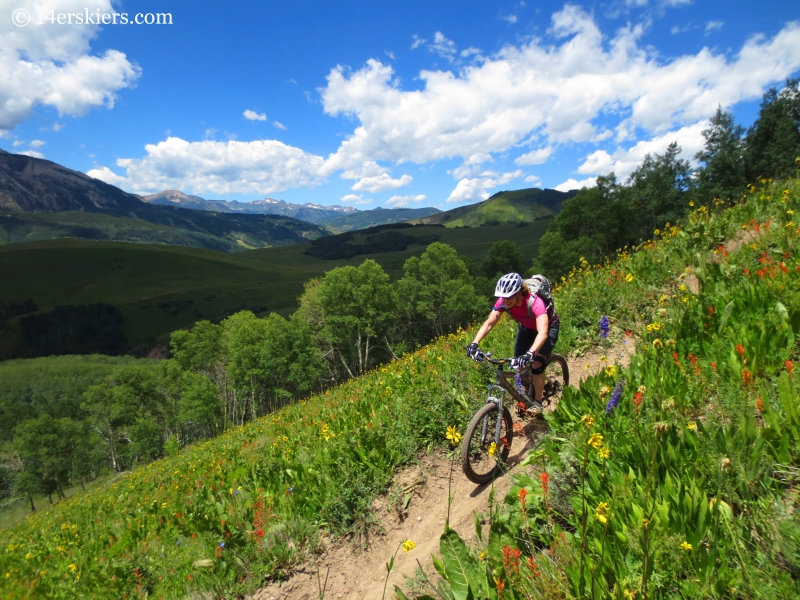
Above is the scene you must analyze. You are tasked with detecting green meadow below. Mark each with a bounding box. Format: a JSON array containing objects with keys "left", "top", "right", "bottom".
[{"left": 0, "top": 221, "right": 549, "bottom": 356}]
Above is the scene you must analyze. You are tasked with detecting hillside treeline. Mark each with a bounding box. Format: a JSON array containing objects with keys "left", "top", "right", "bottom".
[
  {"left": 1, "top": 241, "right": 529, "bottom": 507},
  {"left": 537, "top": 78, "right": 800, "bottom": 277}
]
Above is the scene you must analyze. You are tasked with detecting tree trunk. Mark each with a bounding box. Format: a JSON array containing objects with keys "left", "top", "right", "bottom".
[
  {"left": 48, "top": 493, "right": 53, "bottom": 504},
  {"left": 338, "top": 349, "right": 355, "bottom": 379},
  {"left": 28, "top": 493, "right": 36, "bottom": 513},
  {"left": 80, "top": 478, "right": 86, "bottom": 492}
]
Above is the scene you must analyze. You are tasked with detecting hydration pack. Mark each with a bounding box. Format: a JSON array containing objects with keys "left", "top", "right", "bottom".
[{"left": 524, "top": 274, "right": 557, "bottom": 320}]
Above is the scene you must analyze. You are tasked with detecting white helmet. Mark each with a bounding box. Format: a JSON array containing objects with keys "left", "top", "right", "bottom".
[{"left": 495, "top": 273, "right": 522, "bottom": 297}]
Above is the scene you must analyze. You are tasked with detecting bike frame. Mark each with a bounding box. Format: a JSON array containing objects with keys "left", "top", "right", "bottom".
[{"left": 482, "top": 357, "right": 529, "bottom": 445}]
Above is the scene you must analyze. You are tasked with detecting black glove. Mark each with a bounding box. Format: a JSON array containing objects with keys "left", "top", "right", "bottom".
[
  {"left": 511, "top": 352, "right": 534, "bottom": 370},
  {"left": 466, "top": 342, "right": 483, "bottom": 361}
]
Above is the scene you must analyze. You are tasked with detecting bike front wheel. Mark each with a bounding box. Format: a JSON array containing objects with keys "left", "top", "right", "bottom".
[{"left": 461, "top": 402, "right": 513, "bottom": 484}]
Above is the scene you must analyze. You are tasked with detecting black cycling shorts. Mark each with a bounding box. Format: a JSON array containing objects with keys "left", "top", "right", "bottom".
[{"left": 514, "top": 320, "right": 560, "bottom": 360}]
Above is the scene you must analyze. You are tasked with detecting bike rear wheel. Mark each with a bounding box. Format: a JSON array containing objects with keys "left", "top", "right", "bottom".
[
  {"left": 461, "top": 402, "right": 513, "bottom": 484},
  {"left": 541, "top": 353, "right": 569, "bottom": 408}
]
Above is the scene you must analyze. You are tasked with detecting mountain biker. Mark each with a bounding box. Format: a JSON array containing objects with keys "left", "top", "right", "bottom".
[{"left": 465, "top": 273, "right": 559, "bottom": 412}]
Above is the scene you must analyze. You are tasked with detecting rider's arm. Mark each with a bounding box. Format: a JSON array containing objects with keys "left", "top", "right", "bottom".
[
  {"left": 528, "top": 313, "right": 550, "bottom": 355},
  {"left": 472, "top": 310, "right": 502, "bottom": 345}
]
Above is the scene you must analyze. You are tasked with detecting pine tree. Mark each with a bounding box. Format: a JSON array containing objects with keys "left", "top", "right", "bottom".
[
  {"left": 695, "top": 107, "right": 747, "bottom": 204},
  {"left": 745, "top": 78, "right": 800, "bottom": 181}
]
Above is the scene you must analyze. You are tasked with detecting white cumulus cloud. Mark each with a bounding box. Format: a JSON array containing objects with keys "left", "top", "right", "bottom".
[
  {"left": 555, "top": 177, "right": 597, "bottom": 192},
  {"left": 321, "top": 8, "right": 800, "bottom": 174},
  {"left": 429, "top": 32, "right": 457, "bottom": 61},
  {"left": 0, "top": 0, "right": 140, "bottom": 133},
  {"left": 29, "top": 140, "right": 46, "bottom": 148},
  {"left": 446, "top": 170, "right": 523, "bottom": 203},
  {"left": 576, "top": 122, "right": 708, "bottom": 179},
  {"left": 17, "top": 150, "right": 45, "bottom": 159},
  {"left": 447, "top": 178, "right": 490, "bottom": 203},
  {"left": 351, "top": 173, "right": 413, "bottom": 193},
  {"left": 516, "top": 147, "right": 553, "bottom": 166},
  {"left": 244, "top": 110, "right": 267, "bottom": 121},
  {"left": 386, "top": 194, "right": 426, "bottom": 207},
  {"left": 89, "top": 137, "right": 326, "bottom": 195}
]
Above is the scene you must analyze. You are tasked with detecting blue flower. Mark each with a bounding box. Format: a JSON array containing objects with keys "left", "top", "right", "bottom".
[
  {"left": 606, "top": 380, "right": 624, "bottom": 413},
  {"left": 600, "top": 315, "right": 610, "bottom": 339},
  {"left": 219, "top": 542, "right": 225, "bottom": 548}
]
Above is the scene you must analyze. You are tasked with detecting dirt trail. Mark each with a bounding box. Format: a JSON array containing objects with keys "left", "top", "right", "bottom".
[{"left": 250, "top": 343, "right": 631, "bottom": 600}]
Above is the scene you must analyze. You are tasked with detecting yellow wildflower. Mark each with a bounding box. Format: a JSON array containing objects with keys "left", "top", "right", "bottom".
[
  {"left": 681, "top": 541, "right": 692, "bottom": 552},
  {"left": 598, "top": 446, "right": 611, "bottom": 459},
  {"left": 446, "top": 425, "right": 463, "bottom": 445},
  {"left": 595, "top": 502, "right": 610, "bottom": 524},
  {"left": 68, "top": 564, "right": 77, "bottom": 572},
  {"left": 588, "top": 433, "right": 604, "bottom": 449},
  {"left": 402, "top": 540, "right": 416, "bottom": 552},
  {"left": 599, "top": 386, "right": 611, "bottom": 398},
  {"left": 652, "top": 339, "right": 663, "bottom": 349},
  {"left": 581, "top": 415, "right": 595, "bottom": 427},
  {"left": 488, "top": 442, "right": 497, "bottom": 457},
  {"left": 625, "top": 273, "right": 634, "bottom": 283},
  {"left": 646, "top": 322, "right": 661, "bottom": 332},
  {"left": 479, "top": 551, "right": 487, "bottom": 561},
  {"left": 687, "top": 421, "right": 697, "bottom": 431},
  {"left": 605, "top": 365, "right": 617, "bottom": 377}
]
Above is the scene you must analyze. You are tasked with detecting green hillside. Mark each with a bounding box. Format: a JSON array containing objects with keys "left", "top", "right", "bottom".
[
  {"left": 322, "top": 206, "right": 441, "bottom": 233},
  {"left": 410, "top": 187, "right": 576, "bottom": 227},
  {"left": 1, "top": 178, "right": 797, "bottom": 599},
  {"left": 0, "top": 207, "right": 327, "bottom": 253},
  {"left": 0, "top": 221, "right": 549, "bottom": 355}
]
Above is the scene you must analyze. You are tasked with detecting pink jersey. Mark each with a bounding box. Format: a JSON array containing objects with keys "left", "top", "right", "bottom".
[{"left": 493, "top": 292, "right": 556, "bottom": 329}]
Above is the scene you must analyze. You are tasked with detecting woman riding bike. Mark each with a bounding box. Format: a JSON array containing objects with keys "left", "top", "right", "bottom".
[{"left": 466, "top": 272, "right": 560, "bottom": 413}]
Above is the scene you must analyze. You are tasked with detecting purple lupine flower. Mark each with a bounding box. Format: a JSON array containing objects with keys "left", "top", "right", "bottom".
[
  {"left": 606, "top": 380, "right": 624, "bottom": 413},
  {"left": 514, "top": 373, "right": 529, "bottom": 398},
  {"left": 600, "top": 315, "right": 610, "bottom": 339}
]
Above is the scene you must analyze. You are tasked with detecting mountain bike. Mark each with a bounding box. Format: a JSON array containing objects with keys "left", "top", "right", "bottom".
[{"left": 461, "top": 353, "right": 569, "bottom": 484}]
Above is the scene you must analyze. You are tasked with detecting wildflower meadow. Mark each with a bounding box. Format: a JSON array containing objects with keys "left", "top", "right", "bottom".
[{"left": 2, "top": 175, "right": 799, "bottom": 598}]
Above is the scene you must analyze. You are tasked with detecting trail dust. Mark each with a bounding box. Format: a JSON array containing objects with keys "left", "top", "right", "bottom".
[{"left": 249, "top": 343, "right": 631, "bottom": 600}]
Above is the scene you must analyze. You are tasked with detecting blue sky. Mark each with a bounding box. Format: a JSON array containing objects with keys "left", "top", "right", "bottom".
[{"left": 2, "top": 0, "right": 800, "bottom": 210}]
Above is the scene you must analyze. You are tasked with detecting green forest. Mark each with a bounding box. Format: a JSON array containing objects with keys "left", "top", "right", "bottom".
[{"left": 0, "top": 79, "right": 799, "bottom": 599}]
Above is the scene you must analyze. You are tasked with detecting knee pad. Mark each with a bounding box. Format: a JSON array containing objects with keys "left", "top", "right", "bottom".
[{"left": 530, "top": 363, "right": 545, "bottom": 375}]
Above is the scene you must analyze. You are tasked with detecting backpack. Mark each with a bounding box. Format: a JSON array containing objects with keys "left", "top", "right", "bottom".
[{"left": 524, "top": 274, "right": 557, "bottom": 320}]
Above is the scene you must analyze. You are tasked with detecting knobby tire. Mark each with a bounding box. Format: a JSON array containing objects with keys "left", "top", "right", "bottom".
[{"left": 461, "top": 402, "right": 513, "bottom": 485}]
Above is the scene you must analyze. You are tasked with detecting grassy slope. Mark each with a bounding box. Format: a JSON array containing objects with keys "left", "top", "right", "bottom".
[
  {"left": 0, "top": 208, "right": 328, "bottom": 253},
  {"left": 5, "top": 184, "right": 797, "bottom": 598},
  {"left": 411, "top": 188, "right": 570, "bottom": 228},
  {"left": 0, "top": 222, "right": 548, "bottom": 350}
]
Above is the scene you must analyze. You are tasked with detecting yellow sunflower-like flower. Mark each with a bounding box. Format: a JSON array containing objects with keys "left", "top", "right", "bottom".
[
  {"left": 625, "top": 273, "right": 634, "bottom": 283},
  {"left": 581, "top": 415, "right": 595, "bottom": 427},
  {"left": 588, "top": 433, "right": 604, "bottom": 449},
  {"left": 402, "top": 540, "right": 416, "bottom": 552},
  {"left": 598, "top": 446, "right": 611, "bottom": 459},
  {"left": 681, "top": 541, "right": 692, "bottom": 552},
  {"left": 446, "top": 425, "right": 463, "bottom": 445},
  {"left": 488, "top": 442, "right": 497, "bottom": 457},
  {"left": 595, "top": 502, "right": 610, "bottom": 524}
]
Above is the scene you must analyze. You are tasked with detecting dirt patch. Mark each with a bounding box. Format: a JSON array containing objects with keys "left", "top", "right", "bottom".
[{"left": 248, "top": 346, "right": 632, "bottom": 600}]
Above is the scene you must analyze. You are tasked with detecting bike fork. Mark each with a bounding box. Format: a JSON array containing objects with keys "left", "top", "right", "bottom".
[{"left": 483, "top": 384, "right": 505, "bottom": 444}]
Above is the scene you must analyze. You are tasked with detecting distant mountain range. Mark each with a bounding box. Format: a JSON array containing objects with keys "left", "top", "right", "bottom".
[
  {"left": 409, "top": 187, "right": 578, "bottom": 227},
  {"left": 0, "top": 151, "right": 328, "bottom": 252},
  {"left": 143, "top": 190, "right": 359, "bottom": 224},
  {"left": 142, "top": 190, "right": 441, "bottom": 231}
]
